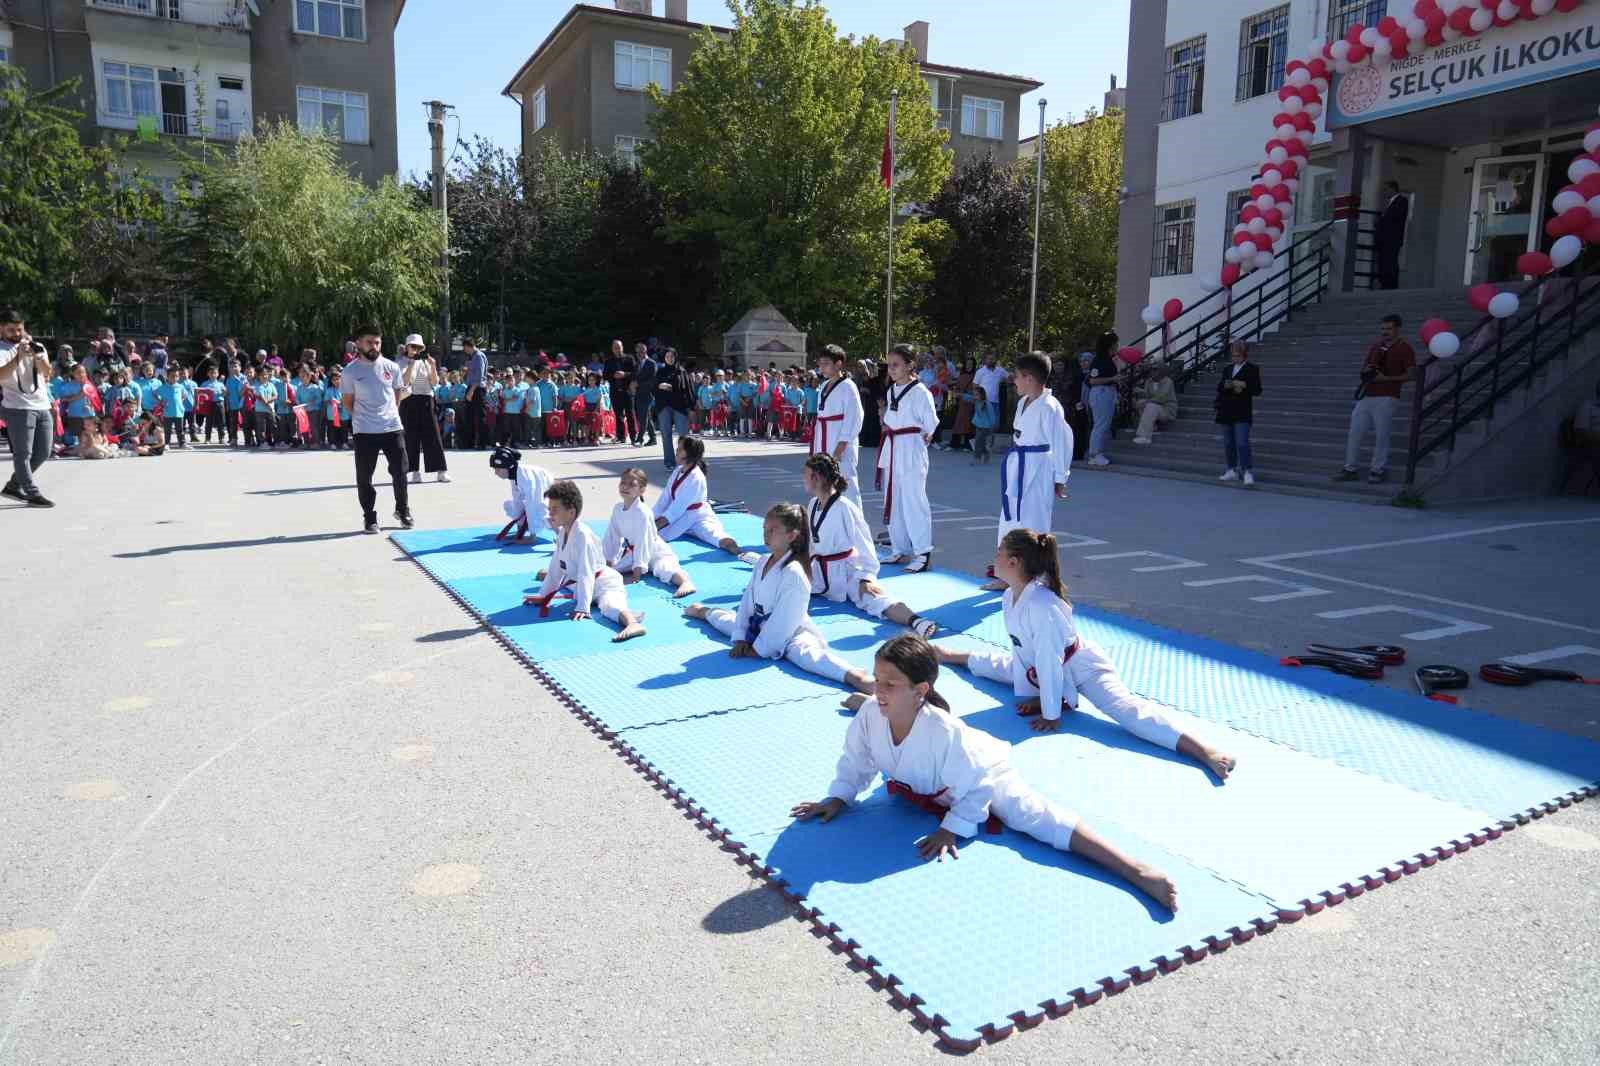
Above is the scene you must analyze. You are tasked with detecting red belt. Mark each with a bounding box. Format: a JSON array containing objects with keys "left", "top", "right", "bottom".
[
  {"left": 685, "top": 501, "right": 702, "bottom": 512},
  {"left": 811, "top": 413, "right": 844, "bottom": 456},
  {"left": 812, "top": 547, "right": 854, "bottom": 596},
  {"left": 886, "top": 780, "right": 1002, "bottom": 834},
  {"left": 1024, "top": 638, "right": 1082, "bottom": 696},
  {"left": 533, "top": 570, "right": 602, "bottom": 617},
  {"left": 875, "top": 425, "right": 921, "bottom": 525}
]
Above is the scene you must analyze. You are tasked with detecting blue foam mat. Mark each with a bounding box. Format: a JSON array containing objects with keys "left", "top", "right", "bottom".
[{"left": 394, "top": 523, "right": 1600, "bottom": 1045}]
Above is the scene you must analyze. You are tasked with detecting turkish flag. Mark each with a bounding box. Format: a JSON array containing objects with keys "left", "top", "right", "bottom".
[{"left": 881, "top": 114, "right": 893, "bottom": 188}]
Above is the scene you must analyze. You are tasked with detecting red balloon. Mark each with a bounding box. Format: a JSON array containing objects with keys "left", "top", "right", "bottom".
[
  {"left": 1240, "top": 204, "right": 1262, "bottom": 222},
  {"left": 1264, "top": 208, "right": 1284, "bottom": 227},
  {"left": 1424, "top": 28, "right": 1445, "bottom": 46},
  {"left": 1278, "top": 159, "right": 1300, "bottom": 179},
  {"left": 1273, "top": 185, "right": 1293, "bottom": 203},
  {"left": 1234, "top": 232, "right": 1256, "bottom": 247},
  {"left": 1426, "top": 8, "right": 1447, "bottom": 31},
  {"left": 1277, "top": 85, "right": 1298, "bottom": 103},
  {"left": 1516, "top": 251, "right": 1554, "bottom": 276},
  {"left": 1559, "top": 206, "right": 1593, "bottom": 234},
  {"left": 1378, "top": 14, "right": 1400, "bottom": 34},
  {"left": 1468, "top": 283, "right": 1498, "bottom": 311},
  {"left": 1285, "top": 59, "right": 1306, "bottom": 75},
  {"left": 1415, "top": 0, "right": 1439, "bottom": 14},
  {"left": 1116, "top": 347, "right": 1144, "bottom": 365},
  {"left": 1299, "top": 85, "right": 1322, "bottom": 104},
  {"left": 1347, "top": 43, "right": 1369, "bottom": 63},
  {"left": 1448, "top": 7, "right": 1475, "bottom": 32},
  {"left": 1419, "top": 318, "right": 1449, "bottom": 343},
  {"left": 1221, "top": 263, "right": 1242, "bottom": 287},
  {"left": 1389, "top": 31, "right": 1410, "bottom": 58},
  {"left": 1286, "top": 140, "right": 1308, "bottom": 158},
  {"left": 1556, "top": 0, "right": 1580, "bottom": 11},
  {"left": 1293, "top": 112, "right": 1316, "bottom": 132},
  {"left": 1273, "top": 111, "right": 1294, "bottom": 129},
  {"left": 1162, "top": 298, "right": 1184, "bottom": 323},
  {"left": 1252, "top": 233, "right": 1274, "bottom": 252},
  {"left": 1345, "top": 23, "right": 1366, "bottom": 44},
  {"left": 1250, "top": 183, "right": 1269, "bottom": 199},
  {"left": 1546, "top": 217, "right": 1567, "bottom": 239},
  {"left": 1579, "top": 173, "right": 1600, "bottom": 198},
  {"left": 1265, "top": 139, "right": 1285, "bottom": 156},
  {"left": 1308, "top": 58, "right": 1329, "bottom": 79},
  {"left": 1584, "top": 219, "right": 1600, "bottom": 244}
]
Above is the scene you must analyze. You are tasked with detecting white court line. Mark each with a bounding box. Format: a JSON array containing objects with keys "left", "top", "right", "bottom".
[
  {"left": 1052, "top": 531, "right": 1110, "bottom": 549},
  {"left": 1183, "top": 575, "right": 1333, "bottom": 602},
  {"left": 1314, "top": 604, "right": 1492, "bottom": 641},
  {"left": 1245, "top": 516, "right": 1600, "bottom": 563},
  {"left": 1084, "top": 550, "right": 1207, "bottom": 573},
  {"left": 1502, "top": 645, "right": 1600, "bottom": 666}
]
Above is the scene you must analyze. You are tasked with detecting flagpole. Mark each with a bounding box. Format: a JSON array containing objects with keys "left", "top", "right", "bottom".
[
  {"left": 1027, "top": 97, "right": 1047, "bottom": 353},
  {"left": 886, "top": 89, "right": 897, "bottom": 359}
]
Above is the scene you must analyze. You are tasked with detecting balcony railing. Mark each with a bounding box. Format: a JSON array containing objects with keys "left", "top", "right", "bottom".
[
  {"left": 88, "top": 0, "right": 251, "bottom": 30},
  {"left": 98, "top": 110, "right": 247, "bottom": 142}
]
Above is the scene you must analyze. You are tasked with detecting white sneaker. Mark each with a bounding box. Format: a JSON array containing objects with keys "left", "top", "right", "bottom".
[
  {"left": 1132, "top": 436, "right": 1151, "bottom": 445},
  {"left": 1243, "top": 471, "right": 1256, "bottom": 487},
  {"left": 436, "top": 471, "right": 451, "bottom": 483},
  {"left": 1219, "top": 468, "right": 1239, "bottom": 481},
  {"left": 409, "top": 471, "right": 422, "bottom": 484},
  {"left": 1088, "top": 454, "right": 1111, "bottom": 467}
]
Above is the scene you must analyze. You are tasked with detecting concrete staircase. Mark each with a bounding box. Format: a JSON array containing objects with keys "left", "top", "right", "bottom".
[{"left": 1107, "top": 287, "right": 1480, "bottom": 502}]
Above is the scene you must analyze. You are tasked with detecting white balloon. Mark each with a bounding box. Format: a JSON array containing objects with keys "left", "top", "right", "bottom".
[
  {"left": 1373, "top": 37, "right": 1393, "bottom": 60},
  {"left": 1268, "top": 147, "right": 1288, "bottom": 166},
  {"left": 1248, "top": 217, "right": 1267, "bottom": 234},
  {"left": 1531, "top": 0, "right": 1556, "bottom": 13},
  {"left": 1254, "top": 250, "right": 1275, "bottom": 269},
  {"left": 1586, "top": 129, "right": 1600, "bottom": 154},
  {"left": 1224, "top": 246, "right": 1243, "bottom": 264},
  {"left": 1330, "top": 40, "right": 1351, "bottom": 61},
  {"left": 1201, "top": 278, "right": 1223, "bottom": 293},
  {"left": 1360, "top": 27, "right": 1379, "bottom": 47},
  {"left": 1283, "top": 95, "right": 1304, "bottom": 115},
  {"left": 1234, "top": 222, "right": 1250, "bottom": 235},
  {"left": 1551, "top": 234, "right": 1584, "bottom": 268},
  {"left": 1266, "top": 226, "right": 1283, "bottom": 240},
  {"left": 1262, "top": 170, "right": 1282, "bottom": 188},
  {"left": 1277, "top": 122, "right": 1296, "bottom": 139},
  {"left": 1239, "top": 258, "right": 1255, "bottom": 274},
  {"left": 1257, "top": 193, "right": 1277, "bottom": 211},
  {"left": 1570, "top": 158, "right": 1600, "bottom": 183},
  {"left": 1305, "top": 101, "right": 1324, "bottom": 120},
  {"left": 1442, "top": 24, "right": 1461, "bottom": 41},
  {"left": 1285, "top": 178, "right": 1300, "bottom": 194},
  {"left": 1496, "top": 0, "right": 1518, "bottom": 20},
  {"left": 1429, "top": 331, "right": 1461, "bottom": 359},
  {"left": 1469, "top": 7, "right": 1493, "bottom": 31},
  {"left": 1406, "top": 17, "right": 1428, "bottom": 40},
  {"left": 1140, "top": 304, "right": 1162, "bottom": 326},
  {"left": 1487, "top": 292, "right": 1519, "bottom": 319},
  {"left": 1312, "top": 77, "right": 1330, "bottom": 95},
  {"left": 1288, "top": 68, "right": 1311, "bottom": 86},
  {"left": 1553, "top": 189, "right": 1585, "bottom": 214},
  {"left": 1440, "top": 0, "right": 1463, "bottom": 13},
  {"left": 1588, "top": 195, "right": 1600, "bottom": 218}
]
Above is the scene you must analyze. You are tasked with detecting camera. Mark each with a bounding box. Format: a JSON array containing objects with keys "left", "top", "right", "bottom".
[{"left": 1360, "top": 366, "right": 1378, "bottom": 383}]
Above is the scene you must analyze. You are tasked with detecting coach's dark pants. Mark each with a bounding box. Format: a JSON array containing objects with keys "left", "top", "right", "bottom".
[
  {"left": 400, "top": 394, "right": 447, "bottom": 473},
  {"left": 463, "top": 391, "right": 486, "bottom": 449},
  {"left": 354, "top": 430, "right": 410, "bottom": 523}
]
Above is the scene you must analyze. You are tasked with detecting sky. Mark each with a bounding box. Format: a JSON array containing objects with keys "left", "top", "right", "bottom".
[{"left": 393, "top": 0, "right": 1131, "bottom": 181}]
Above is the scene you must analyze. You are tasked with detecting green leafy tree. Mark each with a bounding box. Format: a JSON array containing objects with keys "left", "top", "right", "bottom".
[
  {"left": 165, "top": 122, "right": 442, "bottom": 351},
  {"left": 919, "top": 154, "right": 1032, "bottom": 353},
  {"left": 1032, "top": 108, "right": 1123, "bottom": 351},
  {"left": 443, "top": 135, "right": 543, "bottom": 349},
  {"left": 644, "top": 0, "right": 950, "bottom": 355}
]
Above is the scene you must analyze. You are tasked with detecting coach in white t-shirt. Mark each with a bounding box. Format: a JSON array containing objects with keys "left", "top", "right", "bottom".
[
  {"left": 1, "top": 309, "right": 57, "bottom": 507},
  {"left": 340, "top": 326, "right": 412, "bottom": 534},
  {"left": 973, "top": 353, "right": 1008, "bottom": 431}
]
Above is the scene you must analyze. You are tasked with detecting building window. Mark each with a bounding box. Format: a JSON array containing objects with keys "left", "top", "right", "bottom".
[
  {"left": 1237, "top": 6, "right": 1289, "bottom": 101},
  {"left": 1152, "top": 199, "right": 1196, "bottom": 277},
  {"left": 1223, "top": 188, "right": 1253, "bottom": 247},
  {"left": 614, "top": 42, "right": 670, "bottom": 91},
  {"left": 294, "top": 0, "right": 364, "bottom": 41},
  {"left": 533, "top": 87, "right": 547, "bottom": 132},
  {"left": 614, "top": 135, "right": 647, "bottom": 166},
  {"left": 0, "top": 46, "right": 10, "bottom": 65},
  {"left": 1161, "top": 36, "right": 1205, "bottom": 121},
  {"left": 960, "top": 95, "right": 1003, "bottom": 140},
  {"left": 923, "top": 75, "right": 953, "bottom": 130},
  {"left": 296, "top": 86, "right": 369, "bottom": 144},
  {"left": 103, "top": 61, "right": 159, "bottom": 118},
  {"left": 1327, "top": 0, "right": 1384, "bottom": 43}
]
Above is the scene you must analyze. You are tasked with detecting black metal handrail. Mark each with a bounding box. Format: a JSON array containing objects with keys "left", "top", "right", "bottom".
[
  {"left": 1118, "top": 219, "right": 1337, "bottom": 420},
  {"left": 1404, "top": 260, "right": 1598, "bottom": 486}
]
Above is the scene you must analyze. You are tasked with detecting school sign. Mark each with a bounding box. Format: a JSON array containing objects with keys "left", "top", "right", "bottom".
[{"left": 1327, "top": 8, "right": 1600, "bottom": 128}]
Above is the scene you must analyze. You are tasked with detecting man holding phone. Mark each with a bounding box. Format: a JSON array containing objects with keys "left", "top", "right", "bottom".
[
  {"left": 0, "top": 309, "right": 57, "bottom": 507},
  {"left": 1334, "top": 314, "right": 1415, "bottom": 485}
]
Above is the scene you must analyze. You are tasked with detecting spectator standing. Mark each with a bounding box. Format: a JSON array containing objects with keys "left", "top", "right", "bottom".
[
  {"left": 148, "top": 333, "right": 170, "bottom": 376},
  {"left": 653, "top": 347, "right": 693, "bottom": 470},
  {"left": 399, "top": 334, "right": 449, "bottom": 481},
  {"left": 1334, "top": 314, "right": 1416, "bottom": 485},
  {"left": 1216, "top": 341, "right": 1262, "bottom": 486},
  {"left": 461, "top": 338, "right": 489, "bottom": 450},
  {"left": 949, "top": 358, "right": 976, "bottom": 450},
  {"left": 973, "top": 353, "right": 1007, "bottom": 433},
  {"left": 1132, "top": 363, "right": 1178, "bottom": 445},
  {"left": 604, "top": 340, "right": 636, "bottom": 444},
  {"left": 0, "top": 310, "right": 56, "bottom": 507},
  {"left": 1375, "top": 181, "right": 1409, "bottom": 291},
  {"left": 341, "top": 326, "right": 412, "bottom": 533},
  {"left": 1084, "top": 332, "right": 1121, "bottom": 466},
  {"left": 633, "top": 342, "right": 658, "bottom": 448}
]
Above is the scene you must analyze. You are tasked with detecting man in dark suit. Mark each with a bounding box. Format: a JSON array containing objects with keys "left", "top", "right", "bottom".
[{"left": 1376, "top": 180, "right": 1409, "bottom": 290}]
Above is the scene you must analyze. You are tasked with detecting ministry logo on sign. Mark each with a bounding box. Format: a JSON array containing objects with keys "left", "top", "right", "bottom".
[{"left": 1337, "top": 64, "right": 1384, "bottom": 117}]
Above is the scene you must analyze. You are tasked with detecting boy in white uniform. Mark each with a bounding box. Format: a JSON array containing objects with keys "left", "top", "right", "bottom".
[
  {"left": 686, "top": 503, "right": 874, "bottom": 694},
  {"left": 987, "top": 351, "right": 1073, "bottom": 589},
  {"left": 604, "top": 467, "right": 696, "bottom": 598},
  {"left": 809, "top": 344, "right": 864, "bottom": 512},
  {"left": 876, "top": 344, "right": 940, "bottom": 573},
  {"left": 938, "top": 529, "right": 1236, "bottom": 780},
  {"left": 490, "top": 446, "right": 552, "bottom": 541},
  {"left": 654, "top": 434, "right": 742, "bottom": 554},
  {"left": 522, "top": 479, "right": 647, "bottom": 642},
  {"left": 792, "top": 634, "right": 1180, "bottom": 912}
]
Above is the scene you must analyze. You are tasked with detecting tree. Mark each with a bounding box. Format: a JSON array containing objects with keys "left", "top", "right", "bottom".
[
  {"left": 644, "top": 0, "right": 950, "bottom": 355},
  {"left": 444, "top": 136, "right": 542, "bottom": 349},
  {"left": 1031, "top": 108, "right": 1123, "bottom": 352},
  {"left": 0, "top": 66, "right": 159, "bottom": 329},
  {"left": 165, "top": 122, "right": 442, "bottom": 351},
  {"left": 918, "top": 154, "right": 1033, "bottom": 353}
]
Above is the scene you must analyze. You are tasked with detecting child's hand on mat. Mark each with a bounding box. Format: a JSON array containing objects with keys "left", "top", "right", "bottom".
[
  {"left": 536, "top": 569, "right": 548, "bottom": 580},
  {"left": 1030, "top": 716, "right": 1062, "bottom": 733},
  {"left": 571, "top": 610, "right": 590, "bottom": 621},
  {"left": 790, "top": 798, "right": 845, "bottom": 822},
  {"left": 859, "top": 579, "right": 885, "bottom": 598},
  {"left": 729, "top": 641, "right": 755, "bottom": 659},
  {"left": 622, "top": 569, "right": 641, "bottom": 584},
  {"left": 1015, "top": 698, "right": 1042, "bottom": 717},
  {"left": 916, "top": 828, "right": 960, "bottom": 862},
  {"left": 522, "top": 594, "right": 543, "bottom": 607},
  {"left": 654, "top": 517, "right": 667, "bottom": 530}
]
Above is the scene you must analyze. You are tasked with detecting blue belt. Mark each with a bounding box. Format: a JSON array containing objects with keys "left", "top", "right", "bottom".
[
  {"left": 1002, "top": 444, "right": 1050, "bottom": 522},
  {"left": 744, "top": 606, "right": 769, "bottom": 645}
]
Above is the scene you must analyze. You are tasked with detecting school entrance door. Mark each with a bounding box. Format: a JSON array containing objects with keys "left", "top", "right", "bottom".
[{"left": 1463, "top": 154, "right": 1546, "bottom": 285}]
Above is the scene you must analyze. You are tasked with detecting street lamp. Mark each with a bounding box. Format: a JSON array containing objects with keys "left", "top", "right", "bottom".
[{"left": 1027, "top": 98, "right": 1046, "bottom": 353}]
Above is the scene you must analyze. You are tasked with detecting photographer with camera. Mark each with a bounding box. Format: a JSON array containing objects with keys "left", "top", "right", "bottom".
[
  {"left": 1333, "top": 314, "right": 1416, "bottom": 486},
  {"left": 1, "top": 309, "right": 57, "bottom": 507}
]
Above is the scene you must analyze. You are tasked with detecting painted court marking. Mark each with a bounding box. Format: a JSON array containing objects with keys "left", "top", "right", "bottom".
[
  {"left": 1502, "top": 645, "right": 1600, "bottom": 666},
  {"left": 1313, "top": 605, "right": 1492, "bottom": 641},
  {"left": 1182, "top": 575, "right": 1333, "bottom": 603},
  {"left": 1083, "top": 550, "right": 1207, "bottom": 573}
]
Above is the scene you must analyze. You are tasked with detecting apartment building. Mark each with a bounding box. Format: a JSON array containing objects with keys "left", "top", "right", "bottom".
[
  {"left": 500, "top": 1, "right": 1041, "bottom": 170},
  {"left": 0, "top": 0, "right": 403, "bottom": 184}
]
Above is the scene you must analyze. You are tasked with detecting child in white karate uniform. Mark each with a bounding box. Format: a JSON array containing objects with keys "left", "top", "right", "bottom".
[
  {"left": 522, "top": 479, "right": 647, "bottom": 643},
  {"left": 876, "top": 344, "right": 940, "bottom": 573},
  {"left": 490, "top": 446, "right": 552, "bottom": 541},
  {"left": 938, "top": 529, "right": 1236, "bottom": 780},
  {"left": 792, "top": 634, "right": 1180, "bottom": 912},
  {"left": 654, "top": 434, "right": 741, "bottom": 554},
  {"left": 604, "top": 468, "right": 697, "bottom": 598},
  {"left": 809, "top": 344, "right": 865, "bottom": 512},
  {"left": 987, "top": 352, "right": 1073, "bottom": 590},
  {"left": 802, "top": 453, "right": 936, "bottom": 638},
  {"left": 686, "top": 503, "right": 874, "bottom": 694}
]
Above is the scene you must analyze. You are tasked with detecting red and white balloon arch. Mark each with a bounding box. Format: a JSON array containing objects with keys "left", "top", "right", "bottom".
[{"left": 1146, "top": 0, "right": 1599, "bottom": 357}]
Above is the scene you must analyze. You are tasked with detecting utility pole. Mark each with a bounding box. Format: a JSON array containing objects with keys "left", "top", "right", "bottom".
[
  {"left": 1027, "top": 98, "right": 1047, "bottom": 353},
  {"left": 885, "top": 89, "right": 897, "bottom": 359},
  {"left": 426, "top": 100, "right": 451, "bottom": 357}
]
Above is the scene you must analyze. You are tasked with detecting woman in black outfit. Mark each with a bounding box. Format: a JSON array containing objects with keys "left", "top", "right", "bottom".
[
  {"left": 1215, "top": 340, "right": 1263, "bottom": 487},
  {"left": 652, "top": 347, "right": 694, "bottom": 471},
  {"left": 855, "top": 359, "right": 884, "bottom": 449}
]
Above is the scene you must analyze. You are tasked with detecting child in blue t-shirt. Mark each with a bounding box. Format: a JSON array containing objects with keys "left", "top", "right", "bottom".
[
  {"left": 178, "top": 368, "right": 199, "bottom": 443},
  {"left": 754, "top": 373, "right": 773, "bottom": 438},
  {"left": 324, "top": 368, "right": 347, "bottom": 449},
  {"left": 252, "top": 373, "right": 278, "bottom": 448},
  {"left": 272, "top": 368, "right": 296, "bottom": 448},
  {"left": 734, "top": 372, "right": 758, "bottom": 437},
  {"left": 536, "top": 370, "right": 558, "bottom": 439},
  {"left": 523, "top": 370, "right": 544, "bottom": 447},
  {"left": 224, "top": 363, "right": 246, "bottom": 446},
  {"left": 499, "top": 370, "right": 526, "bottom": 447},
  {"left": 158, "top": 372, "right": 190, "bottom": 448},
  {"left": 298, "top": 372, "right": 325, "bottom": 448},
  {"left": 971, "top": 379, "right": 996, "bottom": 464}
]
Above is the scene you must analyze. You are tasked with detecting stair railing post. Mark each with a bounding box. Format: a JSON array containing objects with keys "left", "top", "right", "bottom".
[
  {"left": 1489, "top": 318, "right": 1503, "bottom": 423},
  {"left": 1404, "top": 357, "right": 1426, "bottom": 487}
]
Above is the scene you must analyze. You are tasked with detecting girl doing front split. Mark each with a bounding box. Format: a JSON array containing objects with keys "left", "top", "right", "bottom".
[
  {"left": 792, "top": 635, "right": 1180, "bottom": 912},
  {"left": 876, "top": 344, "right": 939, "bottom": 573},
  {"left": 809, "top": 344, "right": 865, "bottom": 512},
  {"left": 523, "top": 479, "right": 647, "bottom": 643},
  {"left": 603, "top": 468, "right": 697, "bottom": 598},
  {"left": 803, "top": 454, "right": 936, "bottom": 639},
  {"left": 989, "top": 352, "right": 1073, "bottom": 590},
  {"left": 938, "top": 530, "right": 1236, "bottom": 779},
  {"left": 686, "top": 504, "right": 874, "bottom": 695},
  {"left": 654, "top": 434, "right": 742, "bottom": 555}
]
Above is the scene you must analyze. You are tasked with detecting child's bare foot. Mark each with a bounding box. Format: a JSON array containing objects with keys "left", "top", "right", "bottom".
[
  {"left": 613, "top": 621, "right": 647, "bottom": 643},
  {"left": 840, "top": 692, "right": 868, "bottom": 713},
  {"left": 885, "top": 555, "right": 909, "bottom": 566},
  {"left": 981, "top": 578, "right": 1007, "bottom": 591},
  {"left": 684, "top": 603, "right": 708, "bottom": 620},
  {"left": 844, "top": 670, "right": 875, "bottom": 694},
  {"left": 718, "top": 537, "right": 740, "bottom": 554},
  {"left": 1200, "top": 746, "right": 1236, "bottom": 781},
  {"left": 931, "top": 645, "right": 960, "bottom": 665},
  {"left": 1133, "top": 865, "right": 1179, "bottom": 913},
  {"left": 672, "top": 581, "right": 696, "bottom": 599}
]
